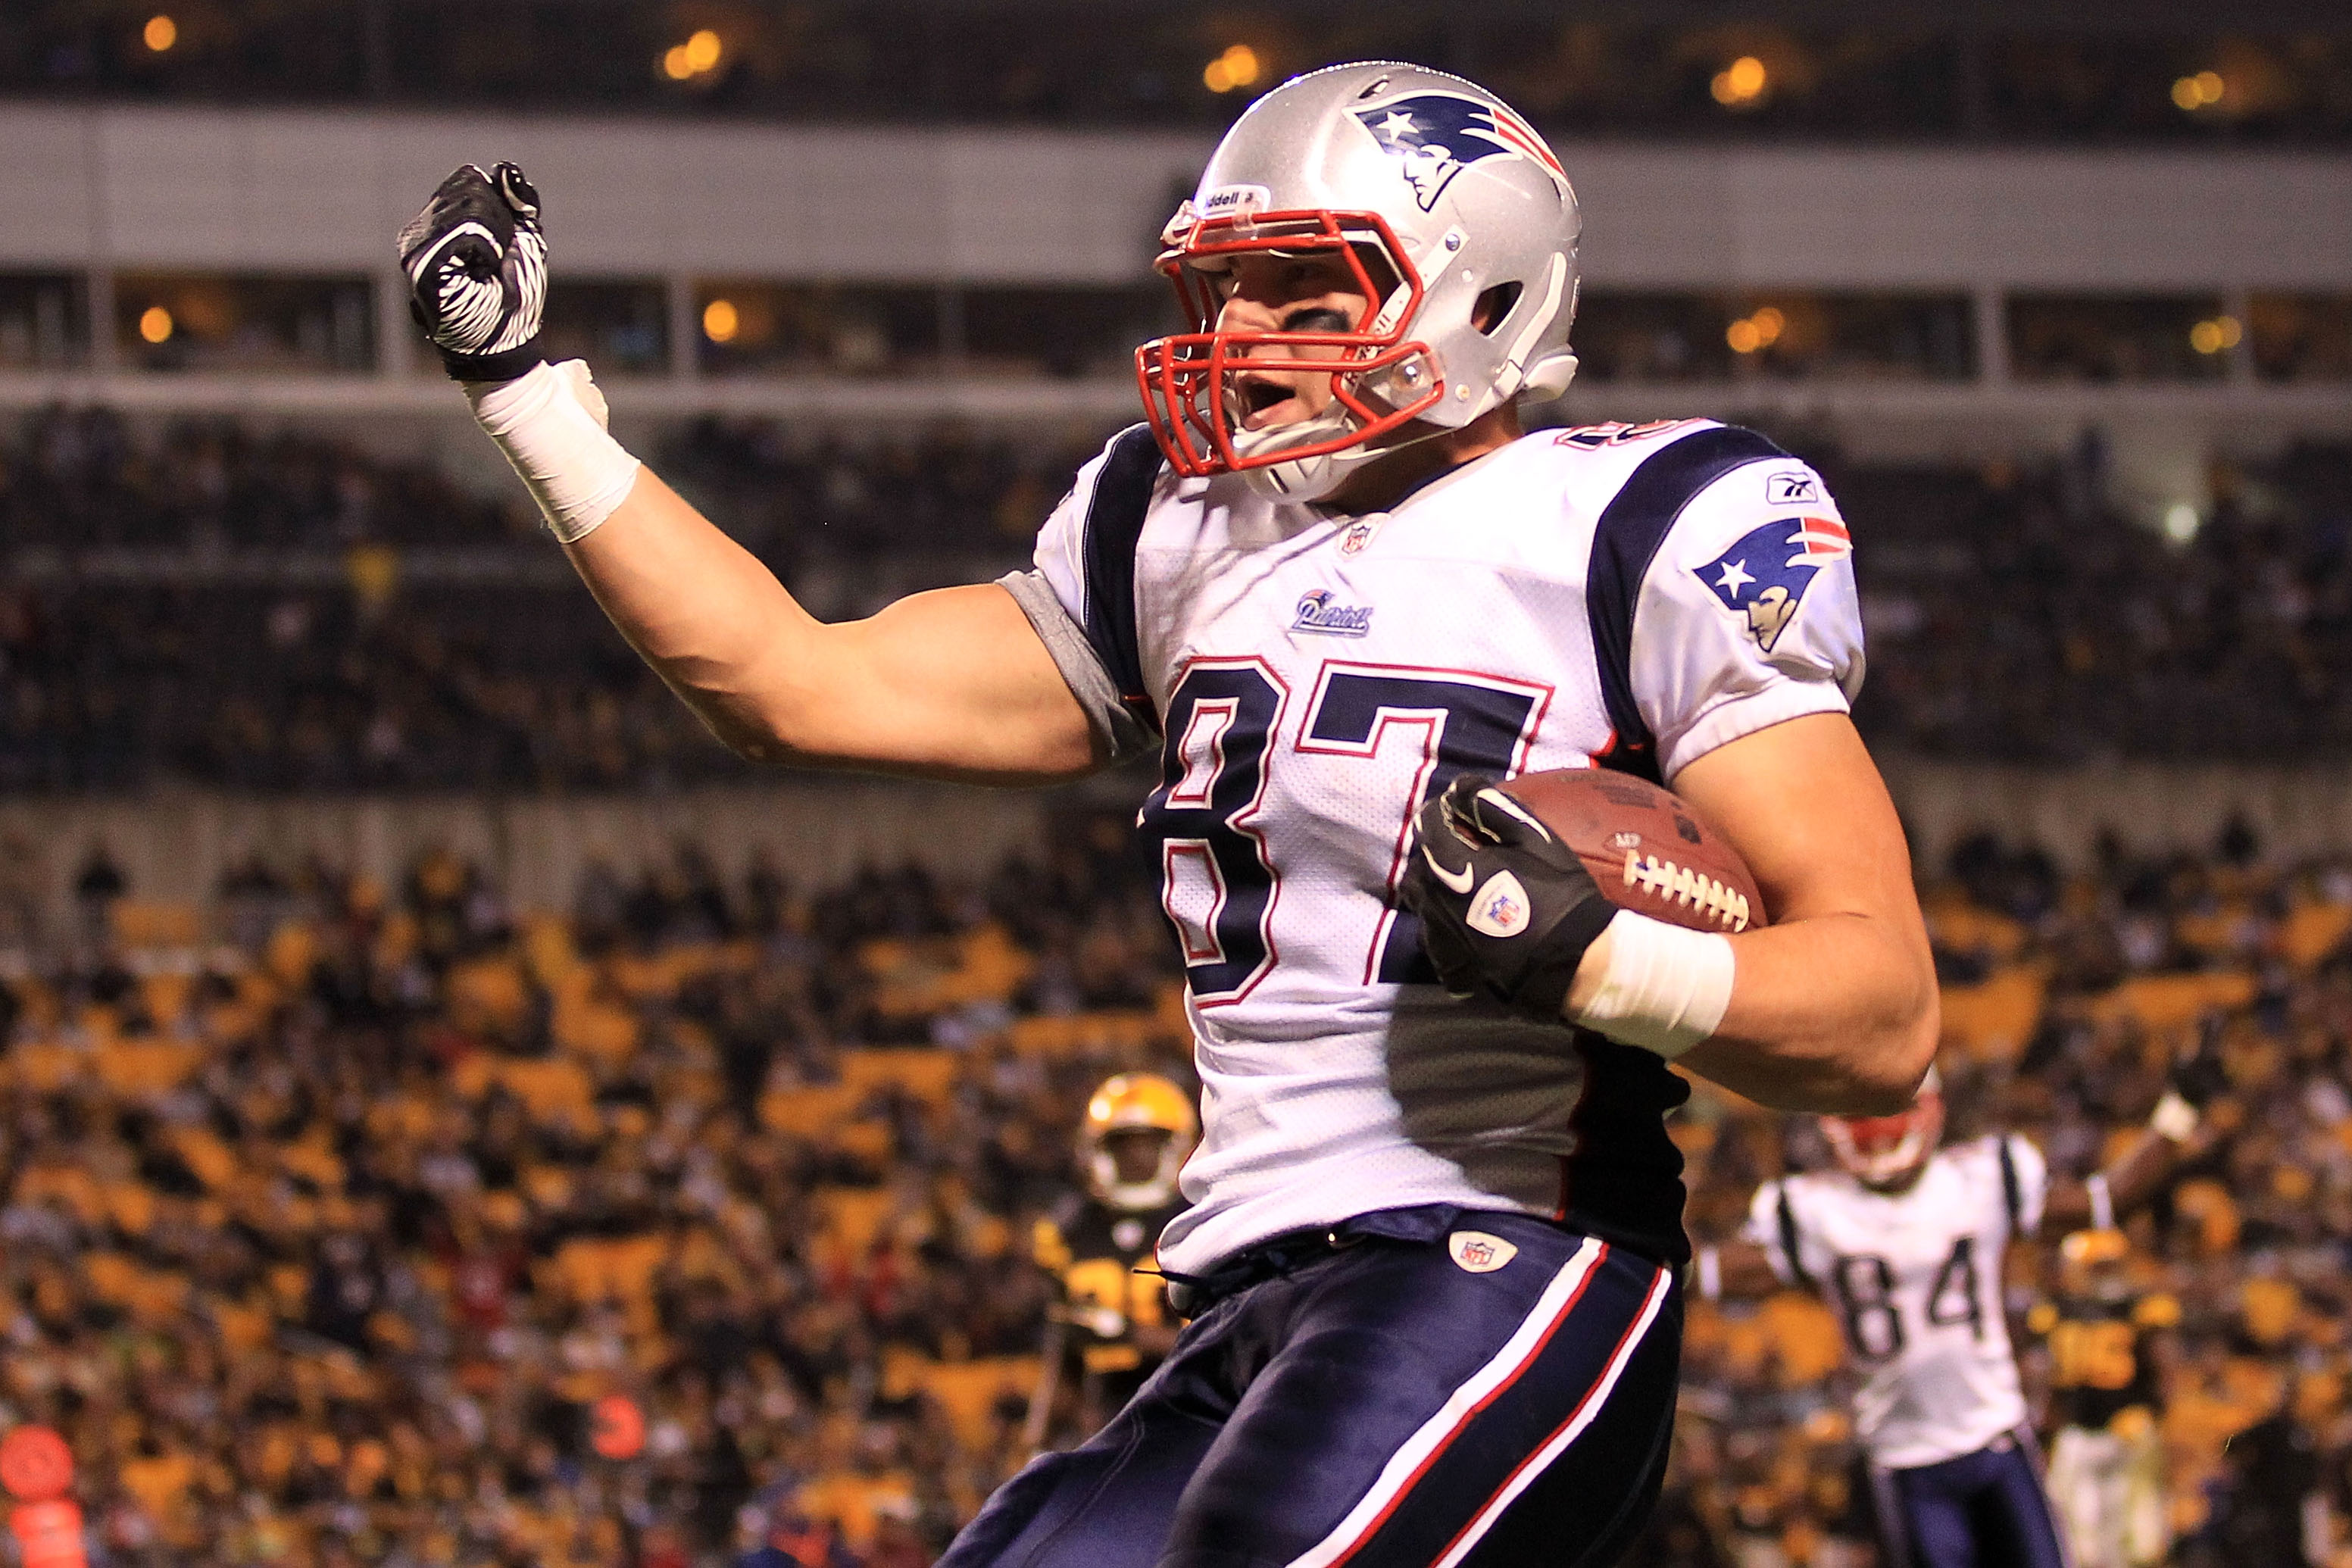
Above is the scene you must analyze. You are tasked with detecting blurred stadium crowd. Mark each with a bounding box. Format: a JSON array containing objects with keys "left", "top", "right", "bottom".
[
  {"left": 4, "top": 409, "right": 2352, "bottom": 791},
  {"left": 3, "top": 804, "right": 2352, "bottom": 1564}
]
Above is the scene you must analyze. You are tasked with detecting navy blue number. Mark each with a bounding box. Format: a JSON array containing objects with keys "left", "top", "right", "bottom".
[
  {"left": 1139, "top": 664, "right": 1285, "bottom": 1004},
  {"left": 1301, "top": 672, "right": 1541, "bottom": 984}
]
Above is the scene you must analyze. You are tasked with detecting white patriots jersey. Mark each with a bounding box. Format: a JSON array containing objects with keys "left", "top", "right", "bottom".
[
  {"left": 1017, "top": 419, "right": 1864, "bottom": 1276},
  {"left": 1746, "top": 1135, "right": 2049, "bottom": 1470}
]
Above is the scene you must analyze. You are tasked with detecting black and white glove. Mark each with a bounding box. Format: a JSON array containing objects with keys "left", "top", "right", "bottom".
[
  {"left": 397, "top": 161, "right": 548, "bottom": 382},
  {"left": 1400, "top": 774, "right": 1620, "bottom": 1022}
]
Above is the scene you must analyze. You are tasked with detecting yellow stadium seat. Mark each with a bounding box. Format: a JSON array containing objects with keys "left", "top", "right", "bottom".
[
  {"left": 815, "top": 1187, "right": 896, "bottom": 1254},
  {"left": 2086, "top": 971, "right": 2255, "bottom": 1031},
  {"left": 95, "top": 1038, "right": 205, "bottom": 1097},
  {"left": 170, "top": 1127, "right": 239, "bottom": 1192},
  {"left": 1938, "top": 965, "right": 2047, "bottom": 1064},
  {"left": 17, "top": 1164, "right": 106, "bottom": 1224},
  {"left": 2278, "top": 900, "right": 2352, "bottom": 969},
  {"left": 447, "top": 957, "right": 532, "bottom": 1038},
  {"left": 117, "top": 1451, "right": 196, "bottom": 1520},
  {"left": 1005, "top": 1010, "right": 1156, "bottom": 1058},
  {"left": 1926, "top": 902, "right": 2028, "bottom": 960},
  {"left": 264, "top": 920, "right": 317, "bottom": 988},
  {"left": 867, "top": 924, "right": 1037, "bottom": 1016},
  {"left": 839, "top": 1048, "right": 960, "bottom": 1104},
  {"left": 800, "top": 1469, "right": 920, "bottom": 1549},
  {"left": 104, "top": 1180, "right": 158, "bottom": 1237},
  {"left": 553, "top": 994, "right": 639, "bottom": 1066},
  {"left": 111, "top": 900, "right": 204, "bottom": 949},
  {"left": 834, "top": 1120, "right": 895, "bottom": 1164},
  {"left": 760, "top": 1085, "right": 864, "bottom": 1137},
  {"left": 521, "top": 914, "right": 582, "bottom": 989},
  {"left": 8, "top": 1041, "right": 87, "bottom": 1092},
  {"left": 139, "top": 970, "right": 194, "bottom": 1026},
  {"left": 280, "top": 1135, "right": 346, "bottom": 1193},
  {"left": 1760, "top": 1292, "right": 1844, "bottom": 1386},
  {"left": 909, "top": 1357, "right": 1042, "bottom": 1448}
]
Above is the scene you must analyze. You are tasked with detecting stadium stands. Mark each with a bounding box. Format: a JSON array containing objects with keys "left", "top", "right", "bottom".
[
  {"left": 5, "top": 412, "right": 2352, "bottom": 792},
  {"left": 4, "top": 804, "right": 2350, "bottom": 1563}
]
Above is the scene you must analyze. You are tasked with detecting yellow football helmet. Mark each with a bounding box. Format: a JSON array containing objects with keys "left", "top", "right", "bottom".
[
  {"left": 1082, "top": 1073, "right": 1199, "bottom": 1212},
  {"left": 2060, "top": 1227, "right": 2130, "bottom": 1268}
]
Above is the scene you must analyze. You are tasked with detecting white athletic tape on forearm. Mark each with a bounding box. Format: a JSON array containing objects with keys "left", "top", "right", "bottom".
[
  {"left": 465, "top": 359, "right": 642, "bottom": 544},
  {"left": 2085, "top": 1172, "right": 2116, "bottom": 1234},
  {"left": 2147, "top": 1089, "right": 2200, "bottom": 1144},
  {"left": 1571, "top": 908, "right": 1734, "bottom": 1060}
]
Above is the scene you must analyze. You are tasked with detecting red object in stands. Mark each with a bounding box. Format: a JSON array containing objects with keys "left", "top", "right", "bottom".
[
  {"left": 0, "top": 1428, "right": 73, "bottom": 1503},
  {"left": 8, "top": 1499, "right": 86, "bottom": 1568}
]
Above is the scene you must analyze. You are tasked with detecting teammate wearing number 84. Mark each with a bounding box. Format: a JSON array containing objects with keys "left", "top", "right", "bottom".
[
  {"left": 401, "top": 60, "right": 1936, "bottom": 1568},
  {"left": 1702, "top": 1065, "right": 2229, "bottom": 1568}
]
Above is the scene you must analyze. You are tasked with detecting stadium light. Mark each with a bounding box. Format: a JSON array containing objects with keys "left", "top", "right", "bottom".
[
  {"left": 2171, "top": 70, "right": 2225, "bottom": 111},
  {"left": 142, "top": 14, "right": 177, "bottom": 52},
  {"left": 663, "top": 29, "right": 723, "bottom": 82},
  {"left": 1726, "top": 308, "right": 1784, "bottom": 355},
  {"left": 2189, "top": 316, "right": 2241, "bottom": 355},
  {"left": 1204, "top": 45, "right": 1261, "bottom": 95},
  {"left": 139, "top": 306, "right": 173, "bottom": 344},
  {"left": 1711, "top": 56, "right": 1768, "bottom": 108}
]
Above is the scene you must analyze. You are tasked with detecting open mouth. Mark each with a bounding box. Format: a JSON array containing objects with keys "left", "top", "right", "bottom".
[{"left": 1232, "top": 372, "right": 1307, "bottom": 430}]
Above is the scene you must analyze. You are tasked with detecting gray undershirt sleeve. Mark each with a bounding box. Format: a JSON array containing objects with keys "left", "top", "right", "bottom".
[{"left": 997, "top": 570, "right": 1157, "bottom": 764}]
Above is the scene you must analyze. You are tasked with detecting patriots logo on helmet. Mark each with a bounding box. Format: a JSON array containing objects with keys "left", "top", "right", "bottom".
[
  {"left": 1697, "top": 515, "right": 1851, "bottom": 654},
  {"left": 1350, "top": 92, "right": 1566, "bottom": 212}
]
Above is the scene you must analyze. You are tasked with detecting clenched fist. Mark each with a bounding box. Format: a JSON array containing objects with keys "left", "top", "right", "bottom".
[{"left": 397, "top": 161, "right": 548, "bottom": 381}]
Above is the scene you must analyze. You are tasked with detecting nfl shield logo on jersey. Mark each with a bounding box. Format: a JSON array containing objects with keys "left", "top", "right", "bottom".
[{"left": 1696, "top": 515, "right": 1851, "bottom": 654}]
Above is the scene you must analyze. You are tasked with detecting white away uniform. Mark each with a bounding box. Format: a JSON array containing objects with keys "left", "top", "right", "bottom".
[
  {"left": 1004, "top": 418, "right": 1863, "bottom": 1275},
  {"left": 1747, "top": 1135, "right": 2050, "bottom": 1468}
]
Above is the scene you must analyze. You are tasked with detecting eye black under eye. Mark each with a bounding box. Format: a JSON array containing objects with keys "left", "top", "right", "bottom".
[{"left": 1281, "top": 307, "right": 1351, "bottom": 333}]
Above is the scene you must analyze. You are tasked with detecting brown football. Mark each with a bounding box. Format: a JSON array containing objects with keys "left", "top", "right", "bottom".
[{"left": 1498, "top": 768, "right": 1768, "bottom": 935}]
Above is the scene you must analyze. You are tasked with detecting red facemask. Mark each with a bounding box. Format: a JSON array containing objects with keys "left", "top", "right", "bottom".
[
  {"left": 1821, "top": 1092, "right": 1944, "bottom": 1187},
  {"left": 1135, "top": 208, "right": 1441, "bottom": 480}
]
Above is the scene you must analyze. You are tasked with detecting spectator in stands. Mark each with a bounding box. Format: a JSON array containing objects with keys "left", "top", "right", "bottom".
[{"left": 5, "top": 798, "right": 2352, "bottom": 1561}]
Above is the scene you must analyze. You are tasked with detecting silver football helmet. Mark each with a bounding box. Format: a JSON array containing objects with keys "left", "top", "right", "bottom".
[{"left": 1137, "top": 61, "right": 1582, "bottom": 501}]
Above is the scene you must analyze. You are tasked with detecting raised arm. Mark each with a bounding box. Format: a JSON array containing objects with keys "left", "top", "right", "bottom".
[
  {"left": 398, "top": 163, "right": 1102, "bottom": 786},
  {"left": 2036, "top": 1074, "right": 2232, "bottom": 1237},
  {"left": 564, "top": 470, "right": 1099, "bottom": 783}
]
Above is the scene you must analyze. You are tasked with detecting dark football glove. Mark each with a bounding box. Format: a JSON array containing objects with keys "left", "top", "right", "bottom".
[
  {"left": 1399, "top": 773, "right": 1621, "bottom": 1021},
  {"left": 396, "top": 161, "right": 548, "bottom": 382}
]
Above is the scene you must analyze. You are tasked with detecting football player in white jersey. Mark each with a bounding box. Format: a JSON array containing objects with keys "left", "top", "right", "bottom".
[
  {"left": 398, "top": 61, "right": 1937, "bottom": 1567},
  {"left": 1700, "top": 1067, "right": 2223, "bottom": 1568}
]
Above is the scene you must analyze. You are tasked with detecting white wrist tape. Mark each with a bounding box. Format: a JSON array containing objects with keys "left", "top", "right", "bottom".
[
  {"left": 465, "top": 359, "right": 642, "bottom": 544},
  {"left": 2085, "top": 1172, "right": 2116, "bottom": 1233},
  {"left": 1571, "top": 908, "right": 1735, "bottom": 1060},
  {"left": 1695, "top": 1245, "right": 1723, "bottom": 1303},
  {"left": 2147, "top": 1089, "right": 2200, "bottom": 1144}
]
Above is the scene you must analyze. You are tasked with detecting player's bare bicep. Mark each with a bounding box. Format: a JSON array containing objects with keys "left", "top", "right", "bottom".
[
  {"left": 1670, "top": 713, "right": 1916, "bottom": 927},
  {"left": 792, "top": 584, "right": 1103, "bottom": 782}
]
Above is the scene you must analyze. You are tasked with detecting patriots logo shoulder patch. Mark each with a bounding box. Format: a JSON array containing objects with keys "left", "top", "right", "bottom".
[
  {"left": 1697, "top": 514, "right": 1851, "bottom": 654},
  {"left": 1350, "top": 92, "right": 1567, "bottom": 211}
]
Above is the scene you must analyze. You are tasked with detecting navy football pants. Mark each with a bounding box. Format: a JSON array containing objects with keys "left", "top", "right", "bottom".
[
  {"left": 1867, "top": 1429, "right": 2073, "bottom": 1568},
  {"left": 940, "top": 1209, "right": 1681, "bottom": 1568}
]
